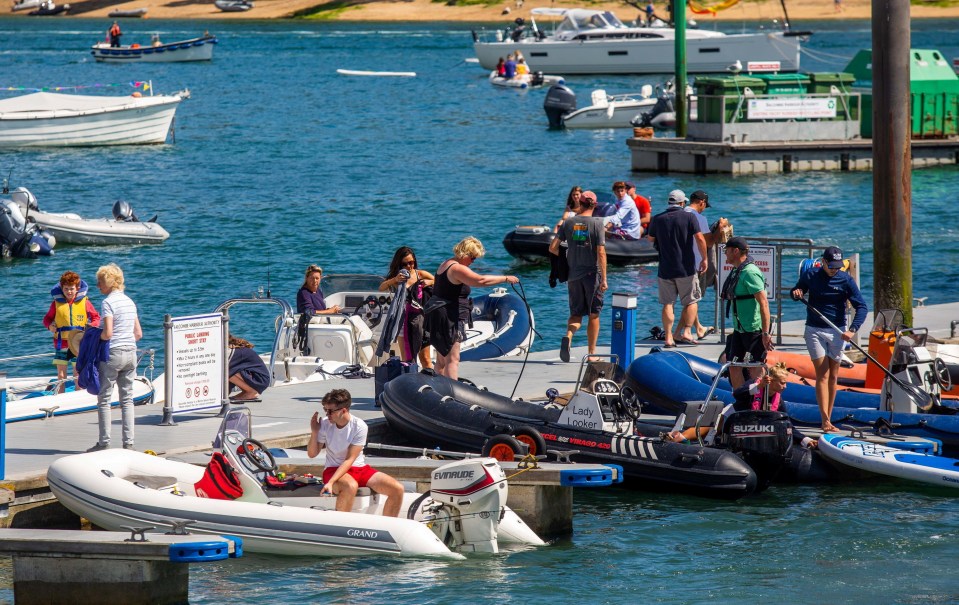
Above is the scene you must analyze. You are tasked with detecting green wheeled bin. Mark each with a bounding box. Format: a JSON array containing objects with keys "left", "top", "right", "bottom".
[
  {"left": 754, "top": 73, "right": 810, "bottom": 96},
  {"left": 809, "top": 72, "right": 858, "bottom": 121},
  {"left": 693, "top": 76, "right": 766, "bottom": 123}
]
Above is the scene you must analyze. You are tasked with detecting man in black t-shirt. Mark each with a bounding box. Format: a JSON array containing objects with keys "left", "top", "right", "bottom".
[{"left": 646, "top": 189, "right": 706, "bottom": 348}]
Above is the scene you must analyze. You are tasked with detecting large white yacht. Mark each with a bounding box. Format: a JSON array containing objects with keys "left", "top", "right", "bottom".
[{"left": 472, "top": 8, "right": 804, "bottom": 75}]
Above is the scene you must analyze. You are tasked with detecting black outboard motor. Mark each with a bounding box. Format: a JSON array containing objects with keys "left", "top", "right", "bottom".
[
  {"left": 544, "top": 83, "right": 576, "bottom": 130},
  {"left": 530, "top": 71, "right": 545, "bottom": 87},
  {"left": 632, "top": 88, "right": 676, "bottom": 128},
  {"left": 112, "top": 199, "right": 139, "bottom": 222},
  {"left": 717, "top": 410, "right": 793, "bottom": 489}
]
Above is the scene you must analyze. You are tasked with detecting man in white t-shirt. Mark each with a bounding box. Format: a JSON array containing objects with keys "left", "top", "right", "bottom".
[{"left": 307, "top": 389, "right": 405, "bottom": 516}]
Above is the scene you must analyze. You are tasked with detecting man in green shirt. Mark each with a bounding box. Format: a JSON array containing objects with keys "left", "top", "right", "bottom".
[{"left": 720, "top": 237, "right": 771, "bottom": 388}]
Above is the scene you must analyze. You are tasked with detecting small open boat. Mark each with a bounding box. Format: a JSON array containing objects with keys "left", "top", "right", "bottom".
[
  {"left": 337, "top": 69, "right": 417, "bottom": 77},
  {"left": 11, "top": 0, "right": 40, "bottom": 11},
  {"left": 107, "top": 7, "right": 147, "bottom": 17},
  {"left": 489, "top": 70, "right": 565, "bottom": 90},
  {"left": 92, "top": 34, "right": 217, "bottom": 63},
  {"left": 28, "top": 0, "right": 68, "bottom": 14},
  {"left": 214, "top": 0, "right": 252, "bottom": 11},
  {"left": 47, "top": 407, "right": 544, "bottom": 556},
  {"left": 10, "top": 187, "right": 169, "bottom": 246}
]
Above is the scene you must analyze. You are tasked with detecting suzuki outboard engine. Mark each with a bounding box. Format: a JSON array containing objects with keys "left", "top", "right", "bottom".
[
  {"left": 112, "top": 199, "right": 139, "bottom": 222},
  {"left": 544, "top": 83, "right": 577, "bottom": 129},
  {"left": 412, "top": 458, "right": 509, "bottom": 553},
  {"left": 717, "top": 410, "right": 792, "bottom": 489}
]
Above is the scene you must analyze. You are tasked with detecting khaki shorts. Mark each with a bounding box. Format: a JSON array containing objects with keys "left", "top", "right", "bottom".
[{"left": 657, "top": 275, "right": 702, "bottom": 306}]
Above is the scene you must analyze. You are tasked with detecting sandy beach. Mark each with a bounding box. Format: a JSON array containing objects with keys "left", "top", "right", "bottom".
[{"left": 5, "top": 0, "right": 959, "bottom": 22}]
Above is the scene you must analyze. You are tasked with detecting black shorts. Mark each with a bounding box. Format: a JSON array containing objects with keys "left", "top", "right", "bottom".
[
  {"left": 725, "top": 330, "right": 767, "bottom": 364},
  {"left": 568, "top": 272, "right": 604, "bottom": 317}
]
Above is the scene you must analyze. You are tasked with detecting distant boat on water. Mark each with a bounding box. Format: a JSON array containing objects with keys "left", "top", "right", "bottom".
[{"left": 91, "top": 33, "right": 217, "bottom": 63}]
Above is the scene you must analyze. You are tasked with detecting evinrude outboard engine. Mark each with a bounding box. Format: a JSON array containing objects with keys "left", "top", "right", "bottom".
[
  {"left": 112, "top": 199, "right": 139, "bottom": 222},
  {"left": 717, "top": 410, "right": 792, "bottom": 489},
  {"left": 544, "top": 83, "right": 577, "bottom": 129},
  {"left": 632, "top": 87, "right": 676, "bottom": 129},
  {"left": 413, "top": 458, "right": 509, "bottom": 553}
]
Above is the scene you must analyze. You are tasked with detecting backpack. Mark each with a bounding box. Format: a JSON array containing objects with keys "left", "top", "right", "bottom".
[
  {"left": 194, "top": 452, "right": 244, "bottom": 500},
  {"left": 720, "top": 260, "right": 764, "bottom": 330}
]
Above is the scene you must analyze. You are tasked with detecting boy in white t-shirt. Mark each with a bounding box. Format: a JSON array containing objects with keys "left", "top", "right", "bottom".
[{"left": 307, "top": 389, "right": 405, "bottom": 516}]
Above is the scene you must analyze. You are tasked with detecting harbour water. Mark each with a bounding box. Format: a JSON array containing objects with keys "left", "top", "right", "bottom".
[{"left": 1, "top": 16, "right": 958, "bottom": 603}]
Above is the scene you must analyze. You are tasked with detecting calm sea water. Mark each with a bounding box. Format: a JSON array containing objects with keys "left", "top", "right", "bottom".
[{"left": 1, "top": 17, "right": 958, "bottom": 603}]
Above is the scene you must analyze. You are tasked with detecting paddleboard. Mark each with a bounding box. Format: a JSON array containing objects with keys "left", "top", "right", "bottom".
[
  {"left": 336, "top": 69, "right": 417, "bottom": 77},
  {"left": 819, "top": 433, "right": 959, "bottom": 488}
]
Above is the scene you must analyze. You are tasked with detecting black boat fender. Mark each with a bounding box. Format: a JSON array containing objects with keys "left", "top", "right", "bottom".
[{"left": 482, "top": 434, "right": 526, "bottom": 460}]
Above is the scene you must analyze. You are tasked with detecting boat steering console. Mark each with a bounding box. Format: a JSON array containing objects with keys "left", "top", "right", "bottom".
[{"left": 351, "top": 294, "right": 387, "bottom": 329}]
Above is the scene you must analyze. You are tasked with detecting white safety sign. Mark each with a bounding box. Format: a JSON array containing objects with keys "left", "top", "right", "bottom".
[
  {"left": 718, "top": 244, "right": 777, "bottom": 302},
  {"left": 167, "top": 313, "right": 225, "bottom": 413},
  {"left": 747, "top": 97, "right": 837, "bottom": 120}
]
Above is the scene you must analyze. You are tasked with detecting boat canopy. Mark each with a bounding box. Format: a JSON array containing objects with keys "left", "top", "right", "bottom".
[{"left": 0, "top": 92, "right": 179, "bottom": 119}]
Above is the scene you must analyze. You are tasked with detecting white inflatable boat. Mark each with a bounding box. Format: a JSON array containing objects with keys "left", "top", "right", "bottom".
[
  {"left": 47, "top": 407, "right": 544, "bottom": 557},
  {"left": 488, "top": 70, "right": 565, "bottom": 89},
  {"left": 10, "top": 187, "right": 169, "bottom": 246}
]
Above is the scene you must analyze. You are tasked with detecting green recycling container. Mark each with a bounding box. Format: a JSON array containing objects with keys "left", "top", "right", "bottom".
[
  {"left": 693, "top": 76, "right": 766, "bottom": 123},
  {"left": 753, "top": 73, "right": 810, "bottom": 95},
  {"left": 808, "top": 72, "right": 859, "bottom": 121}
]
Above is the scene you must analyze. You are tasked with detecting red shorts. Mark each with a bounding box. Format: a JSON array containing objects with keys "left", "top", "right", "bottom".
[{"left": 323, "top": 465, "right": 379, "bottom": 488}]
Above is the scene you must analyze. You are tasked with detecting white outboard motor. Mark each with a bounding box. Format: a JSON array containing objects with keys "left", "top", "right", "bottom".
[
  {"left": 415, "top": 458, "right": 509, "bottom": 553},
  {"left": 544, "top": 83, "right": 577, "bottom": 129},
  {"left": 112, "top": 199, "right": 139, "bottom": 222}
]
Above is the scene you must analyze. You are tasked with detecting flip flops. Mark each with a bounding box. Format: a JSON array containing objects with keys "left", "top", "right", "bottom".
[
  {"left": 698, "top": 327, "right": 716, "bottom": 340},
  {"left": 560, "top": 337, "right": 571, "bottom": 362},
  {"left": 676, "top": 337, "right": 698, "bottom": 346}
]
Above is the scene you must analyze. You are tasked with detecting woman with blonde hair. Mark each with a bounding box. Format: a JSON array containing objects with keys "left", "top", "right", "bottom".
[
  {"left": 89, "top": 263, "right": 142, "bottom": 452},
  {"left": 425, "top": 237, "right": 519, "bottom": 380}
]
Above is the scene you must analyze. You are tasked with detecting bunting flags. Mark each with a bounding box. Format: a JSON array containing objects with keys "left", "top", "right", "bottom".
[{"left": 0, "top": 81, "right": 149, "bottom": 93}]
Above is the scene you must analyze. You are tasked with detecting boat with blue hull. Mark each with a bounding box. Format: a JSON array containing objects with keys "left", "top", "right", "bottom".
[
  {"left": 819, "top": 433, "right": 959, "bottom": 488},
  {"left": 380, "top": 359, "right": 799, "bottom": 498},
  {"left": 461, "top": 289, "right": 534, "bottom": 361},
  {"left": 91, "top": 34, "right": 217, "bottom": 63},
  {"left": 625, "top": 350, "right": 959, "bottom": 451}
]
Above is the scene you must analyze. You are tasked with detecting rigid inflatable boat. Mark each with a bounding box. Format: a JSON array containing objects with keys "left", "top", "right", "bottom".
[
  {"left": 11, "top": 187, "right": 169, "bottom": 246},
  {"left": 502, "top": 225, "right": 658, "bottom": 266},
  {"left": 626, "top": 350, "right": 959, "bottom": 451},
  {"left": 48, "top": 407, "right": 544, "bottom": 557},
  {"left": 380, "top": 359, "right": 796, "bottom": 498},
  {"left": 488, "top": 71, "right": 565, "bottom": 89},
  {"left": 461, "top": 288, "right": 534, "bottom": 361}
]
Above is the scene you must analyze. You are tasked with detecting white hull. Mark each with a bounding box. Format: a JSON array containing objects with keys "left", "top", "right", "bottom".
[
  {"left": 488, "top": 71, "right": 565, "bottom": 89},
  {"left": 91, "top": 36, "right": 216, "bottom": 63},
  {"left": 474, "top": 33, "right": 801, "bottom": 75},
  {"left": 0, "top": 92, "right": 182, "bottom": 147},
  {"left": 4, "top": 375, "right": 154, "bottom": 422},
  {"left": 562, "top": 96, "right": 656, "bottom": 128},
  {"left": 337, "top": 69, "right": 417, "bottom": 77},
  {"left": 48, "top": 450, "right": 460, "bottom": 558},
  {"left": 25, "top": 209, "right": 169, "bottom": 245},
  {"left": 819, "top": 434, "right": 959, "bottom": 488}
]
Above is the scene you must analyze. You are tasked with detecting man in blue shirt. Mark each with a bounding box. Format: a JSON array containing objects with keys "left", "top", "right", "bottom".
[
  {"left": 504, "top": 54, "right": 517, "bottom": 79},
  {"left": 791, "top": 246, "right": 868, "bottom": 433},
  {"left": 604, "top": 181, "right": 642, "bottom": 240}
]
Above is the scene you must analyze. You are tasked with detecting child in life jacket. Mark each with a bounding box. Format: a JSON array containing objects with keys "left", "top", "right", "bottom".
[{"left": 42, "top": 271, "right": 101, "bottom": 392}]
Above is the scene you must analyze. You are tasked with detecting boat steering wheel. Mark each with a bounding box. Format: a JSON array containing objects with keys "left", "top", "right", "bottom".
[
  {"left": 352, "top": 295, "right": 384, "bottom": 329},
  {"left": 934, "top": 358, "right": 953, "bottom": 392},
  {"left": 619, "top": 385, "right": 642, "bottom": 420},
  {"left": 239, "top": 438, "right": 277, "bottom": 473}
]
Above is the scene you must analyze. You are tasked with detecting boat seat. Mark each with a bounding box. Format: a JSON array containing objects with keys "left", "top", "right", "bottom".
[
  {"left": 591, "top": 89, "right": 609, "bottom": 108},
  {"left": 124, "top": 474, "right": 179, "bottom": 490}
]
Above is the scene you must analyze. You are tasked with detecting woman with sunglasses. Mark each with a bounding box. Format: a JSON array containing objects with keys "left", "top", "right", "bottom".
[
  {"left": 554, "top": 185, "right": 582, "bottom": 233},
  {"left": 379, "top": 246, "right": 435, "bottom": 370},
  {"left": 426, "top": 236, "right": 519, "bottom": 380},
  {"left": 296, "top": 264, "right": 342, "bottom": 316}
]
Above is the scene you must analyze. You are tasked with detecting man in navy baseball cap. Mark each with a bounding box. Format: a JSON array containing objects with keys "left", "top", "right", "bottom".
[{"left": 823, "top": 246, "right": 844, "bottom": 269}]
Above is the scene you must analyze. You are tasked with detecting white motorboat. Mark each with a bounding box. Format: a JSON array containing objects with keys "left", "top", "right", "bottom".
[
  {"left": 11, "top": 0, "right": 40, "bottom": 11},
  {"left": 214, "top": 0, "right": 252, "bottom": 11},
  {"left": 4, "top": 371, "right": 154, "bottom": 422},
  {"left": 47, "top": 407, "right": 544, "bottom": 557},
  {"left": 488, "top": 70, "right": 565, "bottom": 89},
  {"left": 0, "top": 90, "right": 185, "bottom": 148},
  {"left": 10, "top": 187, "right": 169, "bottom": 246},
  {"left": 472, "top": 8, "right": 804, "bottom": 75},
  {"left": 556, "top": 86, "right": 657, "bottom": 128},
  {"left": 91, "top": 34, "right": 216, "bottom": 63}
]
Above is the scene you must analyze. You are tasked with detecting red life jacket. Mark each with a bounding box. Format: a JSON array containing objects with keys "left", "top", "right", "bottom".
[{"left": 194, "top": 452, "right": 243, "bottom": 499}]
